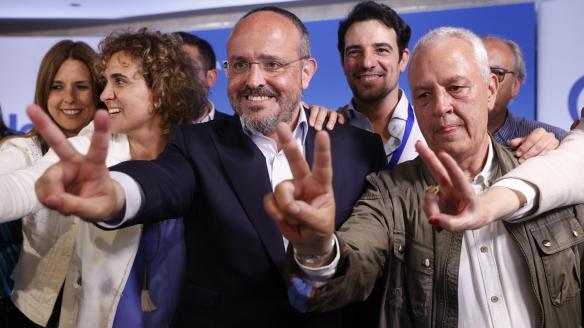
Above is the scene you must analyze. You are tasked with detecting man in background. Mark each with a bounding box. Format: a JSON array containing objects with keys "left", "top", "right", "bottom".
[
  {"left": 335, "top": 1, "right": 423, "bottom": 169},
  {"left": 483, "top": 35, "right": 566, "bottom": 158},
  {"left": 175, "top": 31, "right": 229, "bottom": 122},
  {"left": 310, "top": 2, "right": 558, "bottom": 165}
]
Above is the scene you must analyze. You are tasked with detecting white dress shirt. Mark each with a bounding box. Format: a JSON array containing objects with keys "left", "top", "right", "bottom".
[
  {"left": 196, "top": 101, "right": 216, "bottom": 124},
  {"left": 345, "top": 89, "right": 425, "bottom": 164},
  {"left": 457, "top": 140, "right": 538, "bottom": 328}
]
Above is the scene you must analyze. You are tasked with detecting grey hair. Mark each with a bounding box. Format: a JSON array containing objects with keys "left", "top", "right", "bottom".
[
  {"left": 412, "top": 27, "right": 491, "bottom": 83},
  {"left": 482, "top": 35, "right": 526, "bottom": 83}
]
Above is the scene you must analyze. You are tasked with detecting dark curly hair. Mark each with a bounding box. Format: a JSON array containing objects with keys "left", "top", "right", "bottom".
[{"left": 97, "top": 28, "right": 206, "bottom": 135}]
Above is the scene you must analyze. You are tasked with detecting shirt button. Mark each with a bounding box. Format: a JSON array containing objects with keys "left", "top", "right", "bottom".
[
  {"left": 480, "top": 246, "right": 488, "bottom": 253},
  {"left": 542, "top": 240, "right": 552, "bottom": 247},
  {"left": 490, "top": 295, "right": 499, "bottom": 303},
  {"left": 422, "top": 258, "right": 431, "bottom": 268},
  {"left": 397, "top": 244, "right": 404, "bottom": 253},
  {"left": 574, "top": 230, "right": 580, "bottom": 237}
]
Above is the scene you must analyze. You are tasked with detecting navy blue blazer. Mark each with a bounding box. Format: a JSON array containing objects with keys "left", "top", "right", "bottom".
[
  {"left": 213, "top": 110, "right": 231, "bottom": 121},
  {"left": 111, "top": 112, "right": 385, "bottom": 327}
]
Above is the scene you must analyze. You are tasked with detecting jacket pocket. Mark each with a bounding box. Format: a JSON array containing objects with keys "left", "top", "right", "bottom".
[
  {"left": 404, "top": 239, "right": 434, "bottom": 318},
  {"left": 387, "top": 232, "right": 406, "bottom": 313},
  {"left": 530, "top": 214, "right": 584, "bottom": 306}
]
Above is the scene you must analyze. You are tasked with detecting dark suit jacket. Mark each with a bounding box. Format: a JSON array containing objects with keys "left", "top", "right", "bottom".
[
  {"left": 213, "top": 110, "right": 231, "bottom": 121},
  {"left": 111, "top": 112, "right": 385, "bottom": 327}
]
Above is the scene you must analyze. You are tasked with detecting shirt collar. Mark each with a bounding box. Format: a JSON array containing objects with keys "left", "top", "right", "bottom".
[
  {"left": 346, "top": 88, "right": 409, "bottom": 130},
  {"left": 240, "top": 105, "right": 309, "bottom": 147},
  {"left": 472, "top": 139, "right": 495, "bottom": 190},
  {"left": 492, "top": 110, "right": 516, "bottom": 144},
  {"left": 197, "top": 101, "right": 216, "bottom": 124}
]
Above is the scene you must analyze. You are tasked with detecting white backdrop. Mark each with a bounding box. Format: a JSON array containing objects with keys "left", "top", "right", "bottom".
[
  {"left": 0, "top": 37, "right": 101, "bottom": 131},
  {"left": 537, "top": 0, "right": 584, "bottom": 128}
]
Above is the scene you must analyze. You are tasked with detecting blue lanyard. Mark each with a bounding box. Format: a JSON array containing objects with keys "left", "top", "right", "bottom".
[{"left": 385, "top": 103, "right": 415, "bottom": 170}]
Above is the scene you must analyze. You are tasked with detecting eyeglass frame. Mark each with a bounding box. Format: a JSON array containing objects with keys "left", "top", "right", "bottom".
[
  {"left": 490, "top": 67, "right": 516, "bottom": 83},
  {"left": 222, "top": 56, "right": 309, "bottom": 76}
]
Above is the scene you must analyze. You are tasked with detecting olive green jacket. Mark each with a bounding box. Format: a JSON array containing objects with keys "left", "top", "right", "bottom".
[{"left": 290, "top": 140, "right": 584, "bottom": 328}]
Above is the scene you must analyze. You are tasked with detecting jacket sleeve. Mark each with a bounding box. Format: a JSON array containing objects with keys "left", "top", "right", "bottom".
[
  {"left": 0, "top": 139, "right": 47, "bottom": 222},
  {"left": 109, "top": 126, "right": 198, "bottom": 225},
  {"left": 285, "top": 172, "right": 393, "bottom": 313},
  {"left": 0, "top": 134, "right": 100, "bottom": 222},
  {"left": 501, "top": 126, "right": 584, "bottom": 216}
]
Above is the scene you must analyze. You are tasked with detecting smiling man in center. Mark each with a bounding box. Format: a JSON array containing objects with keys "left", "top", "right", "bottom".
[{"left": 28, "top": 6, "right": 386, "bottom": 327}]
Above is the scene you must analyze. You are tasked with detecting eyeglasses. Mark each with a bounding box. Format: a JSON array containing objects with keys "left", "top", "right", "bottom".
[
  {"left": 222, "top": 57, "right": 308, "bottom": 76},
  {"left": 490, "top": 67, "right": 516, "bottom": 83}
]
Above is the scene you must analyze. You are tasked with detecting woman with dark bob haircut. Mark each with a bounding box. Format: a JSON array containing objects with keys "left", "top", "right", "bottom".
[{"left": 0, "top": 29, "right": 206, "bottom": 327}]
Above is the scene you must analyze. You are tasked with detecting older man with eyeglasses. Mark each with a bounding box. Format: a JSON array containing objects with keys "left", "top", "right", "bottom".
[
  {"left": 483, "top": 35, "right": 567, "bottom": 162},
  {"left": 26, "top": 6, "right": 385, "bottom": 327}
]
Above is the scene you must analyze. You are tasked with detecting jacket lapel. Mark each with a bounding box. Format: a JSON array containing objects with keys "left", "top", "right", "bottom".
[
  {"left": 213, "top": 117, "right": 286, "bottom": 272},
  {"left": 305, "top": 122, "right": 345, "bottom": 203}
]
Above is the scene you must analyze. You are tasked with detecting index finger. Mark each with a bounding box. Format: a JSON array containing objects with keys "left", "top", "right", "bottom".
[
  {"left": 415, "top": 141, "right": 452, "bottom": 188},
  {"left": 437, "top": 151, "right": 475, "bottom": 201},
  {"left": 85, "top": 109, "right": 111, "bottom": 165},
  {"left": 312, "top": 130, "right": 332, "bottom": 189},
  {"left": 276, "top": 123, "right": 310, "bottom": 179},
  {"left": 27, "top": 104, "right": 79, "bottom": 160}
]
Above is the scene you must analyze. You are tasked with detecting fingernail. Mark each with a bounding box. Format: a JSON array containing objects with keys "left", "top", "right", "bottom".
[{"left": 515, "top": 151, "right": 522, "bottom": 157}]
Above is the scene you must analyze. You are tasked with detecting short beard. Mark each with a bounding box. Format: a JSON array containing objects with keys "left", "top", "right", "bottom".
[
  {"left": 240, "top": 100, "right": 298, "bottom": 134},
  {"left": 230, "top": 85, "right": 299, "bottom": 134},
  {"left": 350, "top": 84, "right": 392, "bottom": 103}
]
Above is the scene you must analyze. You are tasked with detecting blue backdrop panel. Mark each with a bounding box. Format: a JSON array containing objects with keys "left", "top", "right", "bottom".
[
  {"left": 195, "top": 3, "right": 535, "bottom": 119},
  {"left": 2, "top": 3, "right": 534, "bottom": 132}
]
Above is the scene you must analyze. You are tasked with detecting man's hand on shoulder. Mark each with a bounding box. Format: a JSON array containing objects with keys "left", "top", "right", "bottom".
[
  {"left": 307, "top": 103, "right": 346, "bottom": 131},
  {"left": 508, "top": 127, "right": 559, "bottom": 163}
]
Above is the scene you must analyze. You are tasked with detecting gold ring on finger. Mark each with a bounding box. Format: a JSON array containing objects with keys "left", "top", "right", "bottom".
[{"left": 426, "top": 185, "right": 440, "bottom": 194}]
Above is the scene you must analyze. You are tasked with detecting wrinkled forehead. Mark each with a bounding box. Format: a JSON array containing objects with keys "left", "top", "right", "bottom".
[{"left": 227, "top": 11, "right": 301, "bottom": 58}]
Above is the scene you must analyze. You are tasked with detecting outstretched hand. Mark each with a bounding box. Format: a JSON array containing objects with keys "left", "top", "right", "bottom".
[
  {"left": 263, "top": 123, "right": 336, "bottom": 255},
  {"left": 28, "top": 105, "right": 124, "bottom": 221},
  {"left": 415, "top": 141, "right": 497, "bottom": 231}
]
